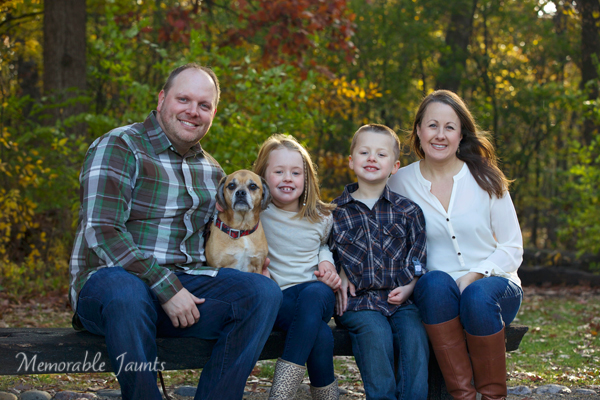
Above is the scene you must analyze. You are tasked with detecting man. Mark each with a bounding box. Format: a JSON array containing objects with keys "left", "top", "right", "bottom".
[{"left": 69, "top": 64, "right": 282, "bottom": 400}]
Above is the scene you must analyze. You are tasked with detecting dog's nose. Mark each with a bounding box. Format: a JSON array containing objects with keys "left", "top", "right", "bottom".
[{"left": 236, "top": 190, "right": 247, "bottom": 198}]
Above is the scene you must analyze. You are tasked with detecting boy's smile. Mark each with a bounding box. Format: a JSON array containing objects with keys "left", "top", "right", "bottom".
[{"left": 349, "top": 131, "right": 400, "bottom": 186}]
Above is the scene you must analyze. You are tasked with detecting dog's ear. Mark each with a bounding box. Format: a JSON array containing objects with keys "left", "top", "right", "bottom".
[
  {"left": 260, "top": 177, "right": 271, "bottom": 210},
  {"left": 215, "top": 175, "right": 228, "bottom": 210}
]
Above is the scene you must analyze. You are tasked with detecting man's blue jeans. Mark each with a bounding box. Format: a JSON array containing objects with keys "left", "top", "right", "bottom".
[
  {"left": 336, "top": 305, "right": 429, "bottom": 400},
  {"left": 76, "top": 267, "right": 282, "bottom": 400},
  {"left": 274, "top": 281, "right": 336, "bottom": 388},
  {"left": 413, "top": 270, "right": 523, "bottom": 335}
]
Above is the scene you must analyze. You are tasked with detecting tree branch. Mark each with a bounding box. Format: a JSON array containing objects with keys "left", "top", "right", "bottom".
[{"left": 0, "top": 11, "right": 43, "bottom": 30}]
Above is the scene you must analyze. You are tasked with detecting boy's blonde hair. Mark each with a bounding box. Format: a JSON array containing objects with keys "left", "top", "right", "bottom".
[
  {"left": 253, "top": 134, "right": 335, "bottom": 223},
  {"left": 350, "top": 124, "right": 402, "bottom": 160}
]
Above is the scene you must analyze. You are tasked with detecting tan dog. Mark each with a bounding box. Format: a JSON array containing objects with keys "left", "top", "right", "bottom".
[{"left": 205, "top": 170, "right": 270, "bottom": 273}]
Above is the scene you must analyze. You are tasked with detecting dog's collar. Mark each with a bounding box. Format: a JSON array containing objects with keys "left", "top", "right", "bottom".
[{"left": 215, "top": 216, "right": 260, "bottom": 239}]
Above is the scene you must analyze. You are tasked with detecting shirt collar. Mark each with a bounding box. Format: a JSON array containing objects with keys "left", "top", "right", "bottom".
[
  {"left": 337, "top": 182, "right": 394, "bottom": 206},
  {"left": 143, "top": 111, "right": 204, "bottom": 157}
]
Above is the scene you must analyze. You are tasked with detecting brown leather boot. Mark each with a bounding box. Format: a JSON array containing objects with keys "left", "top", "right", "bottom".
[
  {"left": 466, "top": 327, "right": 507, "bottom": 400},
  {"left": 424, "top": 316, "right": 477, "bottom": 400}
]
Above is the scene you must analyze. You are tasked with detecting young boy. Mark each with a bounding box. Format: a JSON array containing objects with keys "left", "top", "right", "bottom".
[{"left": 330, "top": 124, "right": 429, "bottom": 400}]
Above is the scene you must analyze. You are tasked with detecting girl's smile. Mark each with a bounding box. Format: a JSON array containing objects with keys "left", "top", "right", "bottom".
[{"left": 264, "top": 148, "right": 305, "bottom": 212}]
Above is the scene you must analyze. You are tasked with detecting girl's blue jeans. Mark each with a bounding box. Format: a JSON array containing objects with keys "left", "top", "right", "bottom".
[
  {"left": 274, "top": 281, "right": 336, "bottom": 388},
  {"left": 336, "top": 305, "right": 429, "bottom": 400},
  {"left": 413, "top": 270, "right": 523, "bottom": 335},
  {"left": 76, "top": 267, "right": 282, "bottom": 400}
]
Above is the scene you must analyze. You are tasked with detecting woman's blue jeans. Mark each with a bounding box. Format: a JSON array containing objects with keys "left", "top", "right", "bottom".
[
  {"left": 413, "top": 270, "right": 523, "bottom": 335},
  {"left": 336, "top": 305, "right": 429, "bottom": 400},
  {"left": 274, "top": 281, "right": 336, "bottom": 388},
  {"left": 76, "top": 267, "right": 282, "bottom": 400}
]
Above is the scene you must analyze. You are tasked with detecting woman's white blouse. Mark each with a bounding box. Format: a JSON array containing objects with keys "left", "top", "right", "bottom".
[{"left": 388, "top": 161, "right": 522, "bottom": 286}]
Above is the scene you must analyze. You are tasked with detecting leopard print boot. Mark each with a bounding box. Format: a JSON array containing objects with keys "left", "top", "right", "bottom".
[
  {"left": 268, "top": 358, "right": 306, "bottom": 400},
  {"left": 310, "top": 377, "right": 339, "bottom": 400}
]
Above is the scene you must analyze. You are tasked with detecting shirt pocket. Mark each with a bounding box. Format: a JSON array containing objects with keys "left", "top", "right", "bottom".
[
  {"left": 333, "top": 225, "right": 367, "bottom": 271},
  {"left": 382, "top": 223, "right": 408, "bottom": 262}
]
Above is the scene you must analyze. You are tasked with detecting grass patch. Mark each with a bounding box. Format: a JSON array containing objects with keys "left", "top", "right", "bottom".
[
  {"left": 507, "top": 286, "right": 600, "bottom": 387},
  {"left": 255, "top": 360, "right": 276, "bottom": 379}
]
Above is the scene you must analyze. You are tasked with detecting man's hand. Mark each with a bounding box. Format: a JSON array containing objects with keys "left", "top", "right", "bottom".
[
  {"left": 455, "top": 272, "right": 484, "bottom": 294},
  {"left": 161, "top": 288, "right": 205, "bottom": 328},
  {"left": 262, "top": 257, "right": 271, "bottom": 278},
  {"left": 387, "top": 278, "right": 418, "bottom": 305},
  {"left": 335, "top": 269, "right": 356, "bottom": 316},
  {"left": 315, "top": 261, "right": 341, "bottom": 291}
]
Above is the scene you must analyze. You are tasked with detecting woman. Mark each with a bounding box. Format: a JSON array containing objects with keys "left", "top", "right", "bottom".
[{"left": 388, "top": 90, "right": 523, "bottom": 400}]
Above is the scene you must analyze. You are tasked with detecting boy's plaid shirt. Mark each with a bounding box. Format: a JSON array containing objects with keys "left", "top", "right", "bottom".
[{"left": 330, "top": 183, "right": 428, "bottom": 316}]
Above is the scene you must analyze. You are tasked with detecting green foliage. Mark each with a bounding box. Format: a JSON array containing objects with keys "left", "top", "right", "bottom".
[
  {"left": 0, "top": 96, "right": 77, "bottom": 296},
  {"left": 559, "top": 137, "right": 600, "bottom": 257},
  {"left": 2, "top": 0, "right": 600, "bottom": 297},
  {"left": 207, "top": 62, "right": 321, "bottom": 172}
]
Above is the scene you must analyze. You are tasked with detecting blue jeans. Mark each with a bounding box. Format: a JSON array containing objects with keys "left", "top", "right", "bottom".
[
  {"left": 274, "top": 281, "right": 336, "bottom": 388},
  {"left": 76, "top": 267, "right": 282, "bottom": 400},
  {"left": 413, "top": 270, "right": 523, "bottom": 335},
  {"left": 336, "top": 305, "right": 429, "bottom": 400}
]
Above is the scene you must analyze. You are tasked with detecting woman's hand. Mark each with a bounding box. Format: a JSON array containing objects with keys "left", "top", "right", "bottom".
[
  {"left": 335, "top": 269, "right": 355, "bottom": 316},
  {"left": 315, "top": 261, "right": 342, "bottom": 291},
  {"left": 455, "top": 272, "right": 484, "bottom": 294}
]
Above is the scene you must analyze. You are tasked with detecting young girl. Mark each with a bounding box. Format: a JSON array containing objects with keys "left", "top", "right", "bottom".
[{"left": 253, "top": 134, "right": 341, "bottom": 400}]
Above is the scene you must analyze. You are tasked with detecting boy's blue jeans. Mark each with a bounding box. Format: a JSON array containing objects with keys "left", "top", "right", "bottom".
[
  {"left": 413, "top": 270, "right": 523, "bottom": 335},
  {"left": 336, "top": 304, "right": 429, "bottom": 400},
  {"left": 274, "top": 281, "right": 336, "bottom": 388},
  {"left": 76, "top": 267, "right": 282, "bottom": 400}
]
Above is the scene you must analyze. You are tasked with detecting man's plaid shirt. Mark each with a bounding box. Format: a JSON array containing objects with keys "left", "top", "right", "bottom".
[
  {"left": 69, "top": 112, "right": 224, "bottom": 311},
  {"left": 330, "top": 183, "right": 428, "bottom": 316}
]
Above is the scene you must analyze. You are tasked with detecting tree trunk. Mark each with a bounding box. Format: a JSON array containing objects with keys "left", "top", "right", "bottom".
[
  {"left": 578, "top": 0, "right": 600, "bottom": 145},
  {"left": 43, "top": 0, "right": 87, "bottom": 130},
  {"left": 436, "top": 0, "right": 478, "bottom": 92},
  {"left": 17, "top": 44, "right": 40, "bottom": 117}
]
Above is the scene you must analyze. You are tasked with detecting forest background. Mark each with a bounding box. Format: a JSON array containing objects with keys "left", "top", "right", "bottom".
[{"left": 0, "top": 0, "right": 599, "bottom": 297}]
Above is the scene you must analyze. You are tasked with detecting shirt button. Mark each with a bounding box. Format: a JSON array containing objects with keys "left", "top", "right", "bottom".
[
  {"left": 452, "top": 236, "right": 456, "bottom": 239},
  {"left": 446, "top": 218, "right": 450, "bottom": 221},
  {"left": 185, "top": 215, "right": 190, "bottom": 220},
  {"left": 485, "top": 271, "right": 489, "bottom": 274},
  {"left": 458, "top": 252, "right": 461, "bottom": 256}
]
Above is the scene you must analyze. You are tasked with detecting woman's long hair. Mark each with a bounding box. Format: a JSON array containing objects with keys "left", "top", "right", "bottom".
[{"left": 410, "top": 90, "right": 511, "bottom": 198}]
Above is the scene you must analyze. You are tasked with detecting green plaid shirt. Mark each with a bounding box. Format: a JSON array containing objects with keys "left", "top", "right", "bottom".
[{"left": 69, "top": 112, "right": 224, "bottom": 310}]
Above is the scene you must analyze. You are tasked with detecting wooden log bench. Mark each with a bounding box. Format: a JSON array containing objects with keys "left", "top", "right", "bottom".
[{"left": 0, "top": 324, "right": 528, "bottom": 400}]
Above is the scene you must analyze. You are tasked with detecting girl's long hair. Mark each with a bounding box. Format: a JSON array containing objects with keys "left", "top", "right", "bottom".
[
  {"left": 253, "top": 134, "right": 335, "bottom": 223},
  {"left": 410, "top": 90, "right": 511, "bottom": 198}
]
